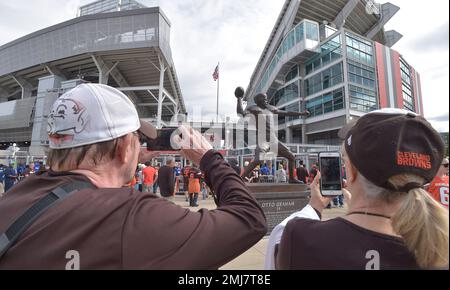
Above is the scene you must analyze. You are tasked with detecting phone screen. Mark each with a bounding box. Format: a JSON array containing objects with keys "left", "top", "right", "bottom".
[
  {"left": 320, "top": 156, "right": 342, "bottom": 191},
  {"left": 146, "top": 128, "right": 180, "bottom": 151}
]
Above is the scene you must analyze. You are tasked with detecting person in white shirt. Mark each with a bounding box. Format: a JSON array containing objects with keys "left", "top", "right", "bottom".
[{"left": 275, "top": 164, "right": 287, "bottom": 183}]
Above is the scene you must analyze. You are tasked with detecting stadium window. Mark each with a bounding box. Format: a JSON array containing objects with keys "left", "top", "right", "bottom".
[
  {"left": 306, "top": 63, "right": 313, "bottom": 75},
  {"left": 306, "top": 22, "right": 319, "bottom": 41},
  {"left": 305, "top": 88, "right": 345, "bottom": 117},
  {"left": 295, "top": 23, "right": 304, "bottom": 44}
]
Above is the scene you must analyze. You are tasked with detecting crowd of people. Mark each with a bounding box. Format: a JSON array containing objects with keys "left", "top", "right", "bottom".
[
  {"left": 239, "top": 160, "right": 318, "bottom": 184},
  {"left": 127, "top": 159, "right": 211, "bottom": 207},
  {"left": 235, "top": 159, "right": 345, "bottom": 208},
  {"left": 0, "top": 84, "right": 448, "bottom": 270},
  {"left": 0, "top": 158, "right": 214, "bottom": 209},
  {"left": 0, "top": 161, "right": 46, "bottom": 197}
]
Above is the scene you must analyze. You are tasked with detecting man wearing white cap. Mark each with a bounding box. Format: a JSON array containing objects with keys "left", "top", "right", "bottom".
[{"left": 0, "top": 84, "right": 267, "bottom": 269}]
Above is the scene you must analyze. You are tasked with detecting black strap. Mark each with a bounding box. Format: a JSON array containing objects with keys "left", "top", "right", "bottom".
[
  {"left": 0, "top": 181, "right": 94, "bottom": 259},
  {"left": 347, "top": 211, "right": 391, "bottom": 219}
]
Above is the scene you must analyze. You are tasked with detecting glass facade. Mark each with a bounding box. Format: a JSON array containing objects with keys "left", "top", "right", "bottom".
[
  {"left": 348, "top": 60, "right": 376, "bottom": 89},
  {"left": 285, "top": 103, "right": 301, "bottom": 123},
  {"left": 345, "top": 32, "right": 374, "bottom": 65},
  {"left": 306, "top": 87, "right": 345, "bottom": 117},
  {"left": 306, "top": 34, "right": 342, "bottom": 75},
  {"left": 345, "top": 31, "right": 378, "bottom": 113},
  {"left": 79, "top": 0, "right": 146, "bottom": 16},
  {"left": 292, "top": 128, "right": 302, "bottom": 143},
  {"left": 308, "top": 130, "right": 340, "bottom": 145},
  {"left": 400, "top": 57, "right": 415, "bottom": 112},
  {"left": 285, "top": 65, "right": 299, "bottom": 83},
  {"left": 256, "top": 20, "right": 319, "bottom": 93},
  {"left": 258, "top": 30, "right": 382, "bottom": 120},
  {"left": 246, "top": 13, "right": 420, "bottom": 147},
  {"left": 270, "top": 81, "right": 299, "bottom": 107},
  {"left": 0, "top": 11, "right": 163, "bottom": 77},
  {"left": 349, "top": 84, "right": 378, "bottom": 112},
  {"left": 305, "top": 21, "right": 320, "bottom": 47},
  {"left": 278, "top": 102, "right": 301, "bottom": 125},
  {"left": 305, "top": 62, "right": 343, "bottom": 96}
]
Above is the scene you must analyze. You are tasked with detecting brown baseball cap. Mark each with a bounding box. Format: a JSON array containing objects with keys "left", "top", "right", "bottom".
[{"left": 338, "top": 108, "right": 445, "bottom": 192}]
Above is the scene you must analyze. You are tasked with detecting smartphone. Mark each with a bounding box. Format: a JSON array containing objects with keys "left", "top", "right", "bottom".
[
  {"left": 146, "top": 127, "right": 181, "bottom": 151},
  {"left": 318, "top": 152, "right": 343, "bottom": 196}
]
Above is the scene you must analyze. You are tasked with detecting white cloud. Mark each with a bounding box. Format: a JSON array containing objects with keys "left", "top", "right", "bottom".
[
  {"left": 386, "top": 0, "right": 449, "bottom": 132},
  {"left": 0, "top": 0, "right": 448, "bottom": 132},
  {"left": 151, "top": 0, "right": 282, "bottom": 121}
]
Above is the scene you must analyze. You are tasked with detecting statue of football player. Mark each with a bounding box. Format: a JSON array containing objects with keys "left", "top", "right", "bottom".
[{"left": 235, "top": 87, "right": 309, "bottom": 184}]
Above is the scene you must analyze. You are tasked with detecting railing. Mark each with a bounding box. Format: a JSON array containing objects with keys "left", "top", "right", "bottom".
[
  {"left": 0, "top": 150, "right": 46, "bottom": 165},
  {"left": 256, "top": 19, "right": 320, "bottom": 94}
]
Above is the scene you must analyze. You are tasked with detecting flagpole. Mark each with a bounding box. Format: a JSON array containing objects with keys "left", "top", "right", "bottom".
[{"left": 216, "top": 62, "right": 220, "bottom": 123}]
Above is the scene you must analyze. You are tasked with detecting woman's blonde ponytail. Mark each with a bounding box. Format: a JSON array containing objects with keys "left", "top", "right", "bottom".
[{"left": 390, "top": 176, "right": 449, "bottom": 269}]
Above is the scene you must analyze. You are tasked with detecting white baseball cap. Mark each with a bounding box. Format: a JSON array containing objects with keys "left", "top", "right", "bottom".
[{"left": 47, "top": 83, "right": 157, "bottom": 149}]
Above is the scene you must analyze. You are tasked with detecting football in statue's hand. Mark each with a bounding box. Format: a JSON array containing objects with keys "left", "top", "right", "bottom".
[{"left": 235, "top": 87, "right": 245, "bottom": 99}]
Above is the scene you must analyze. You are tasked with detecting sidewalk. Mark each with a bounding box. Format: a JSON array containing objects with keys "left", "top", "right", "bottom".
[{"left": 173, "top": 195, "right": 347, "bottom": 270}]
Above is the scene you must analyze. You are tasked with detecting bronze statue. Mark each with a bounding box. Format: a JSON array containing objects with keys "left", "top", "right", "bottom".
[{"left": 235, "top": 87, "right": 309, "bottom": 184}]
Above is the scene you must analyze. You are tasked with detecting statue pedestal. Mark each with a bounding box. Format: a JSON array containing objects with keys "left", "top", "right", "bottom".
[{"left": 247, "top": 183, "right": 310, "bottom": 234}]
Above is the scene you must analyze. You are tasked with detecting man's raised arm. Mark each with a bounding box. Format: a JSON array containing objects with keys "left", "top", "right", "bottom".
[
  {"left": 122, "top": 126, "right": 267, "bottom": 269},
  {"left": 268, "top": 105, "right": 310, "bottom": 117}
]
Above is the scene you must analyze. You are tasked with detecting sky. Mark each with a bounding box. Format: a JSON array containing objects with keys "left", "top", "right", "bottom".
[{"left": 0, "top": 0, "right": 448, "bottom": 132}]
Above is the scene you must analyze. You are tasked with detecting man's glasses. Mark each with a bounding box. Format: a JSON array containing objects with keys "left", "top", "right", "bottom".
[{"left": 132, "top": 131, "right": 147, "bottom": 146}]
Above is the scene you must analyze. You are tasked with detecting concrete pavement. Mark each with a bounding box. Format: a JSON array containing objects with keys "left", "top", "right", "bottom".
[{"left": 173, "top": 194, "right": 347, "bottom": 270}]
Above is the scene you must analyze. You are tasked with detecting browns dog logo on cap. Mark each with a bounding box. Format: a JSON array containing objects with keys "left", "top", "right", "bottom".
[
  {"left": 397, "top": 151, "right": 432, "bottom": 170},
  {"left": 47, "top": 97, "right": 89, "bottom": 145}
]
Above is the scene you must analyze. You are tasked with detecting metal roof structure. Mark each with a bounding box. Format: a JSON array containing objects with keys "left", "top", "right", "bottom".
[
  {"left": 0, "top": 3, "right": 186, "bottom": 153},
  {"left": 0, "top": 7, "right": 186, "bottom": 122}
]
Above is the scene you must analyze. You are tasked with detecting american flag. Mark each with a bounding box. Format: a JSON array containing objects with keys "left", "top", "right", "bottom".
[{"left": 212, "top": 64, "right": 219, "bottom": 81}]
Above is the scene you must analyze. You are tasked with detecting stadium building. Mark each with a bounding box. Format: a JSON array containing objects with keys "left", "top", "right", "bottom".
[
  {"left": 245, "top": 0, "right": 424, "bottom": 146},
  {"left": 0, "top": 0, "right": 186, "bottom": 158}
]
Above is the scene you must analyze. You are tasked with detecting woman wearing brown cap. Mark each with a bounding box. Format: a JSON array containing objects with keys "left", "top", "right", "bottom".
[{"left": 266, "top": 108, "right": 448, "bottom": 270}]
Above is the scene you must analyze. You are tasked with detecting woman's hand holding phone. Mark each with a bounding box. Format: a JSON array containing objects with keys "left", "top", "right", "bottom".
[{"left": 309, "top": 172, "right": 333, "bottom": 213}]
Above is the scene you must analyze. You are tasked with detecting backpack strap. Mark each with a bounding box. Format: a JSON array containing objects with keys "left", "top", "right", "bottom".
[{"left": 0, "top": 181, "right": 95, "bottom": 259}]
